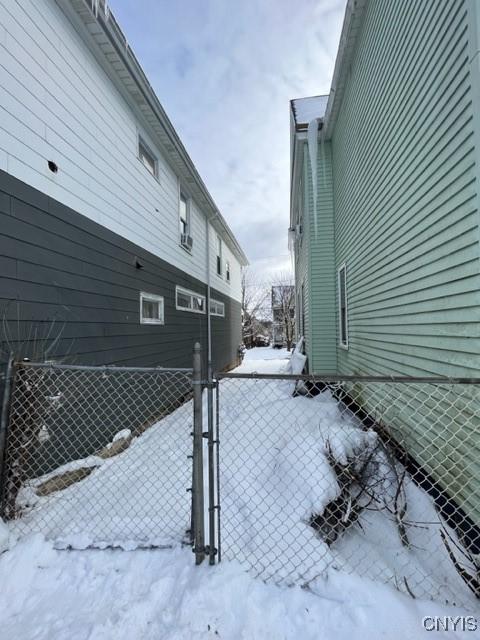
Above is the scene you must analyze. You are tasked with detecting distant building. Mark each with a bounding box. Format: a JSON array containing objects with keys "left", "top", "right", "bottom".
[{"left": 271, "top": 285, "right": 295, "bottom": 349}]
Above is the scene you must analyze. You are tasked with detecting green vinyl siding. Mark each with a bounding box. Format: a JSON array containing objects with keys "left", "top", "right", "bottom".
[
  {"left": 323, "top": 0, "right": 480, "bottom": 523},
  {"left": 332, "top": 0, "right": 479, "bottom": 375},
  {"left": 307, "top": 142, "right": 337, "bottom": 373}
]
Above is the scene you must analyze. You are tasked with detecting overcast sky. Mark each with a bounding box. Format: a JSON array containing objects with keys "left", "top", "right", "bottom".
[{"left": 109, "top": 0, "right": 346, "bottom": 284}]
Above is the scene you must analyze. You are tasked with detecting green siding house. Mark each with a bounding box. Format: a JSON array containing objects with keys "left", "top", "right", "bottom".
[{"left": 290, "top": 0, "right": 480, "bottom": 527}]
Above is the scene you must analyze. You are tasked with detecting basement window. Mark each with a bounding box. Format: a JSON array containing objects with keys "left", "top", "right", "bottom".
[
  {"left": 138, "top": 137, "right": 157, "bottom": 178},
  {"left": 140, "top": 292, "right": 164, "bottom": 325},
  {"left": 176, "top": 286, "right": 206, "bottom": 314},
  {"left": 210, "top": 298, "right": 225, "bottom": 317},
  {"left": 338, "top": 263, "right": 348, "bottom": 349}
]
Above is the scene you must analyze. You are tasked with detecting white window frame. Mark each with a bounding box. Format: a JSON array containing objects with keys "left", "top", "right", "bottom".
[
  {"left": 209, "top": 298, "right": 225, "bottom": 317},
  {"left": 138, "top": 136, "right": 158, "bottom": 178},
  {"left": 176, "top": 286, "right": 206, "bottom": 314},
  {"left": 216, "top": 235, "right": 222, "bottom": 277},
  {"left": 225, "top": 260, "right": 231, "bottom": 283},
  {"left": 337, "top": 263, "right": 349, "bottom": 349},
  {"left": 140, "top": 291, "right": 164, "bottom": 325},
  {"left": 179, "top": 190, "right": 191, "bottom": 237}
]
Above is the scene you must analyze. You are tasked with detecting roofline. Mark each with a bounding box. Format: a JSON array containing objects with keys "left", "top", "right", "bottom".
[
  {"left": 322, "top": 0, "right": 368, "bottom": 139},
  {"left": 290, "top": 93, "right": 329, "bottom": 130},
  {"left": 63, "top": 0, "right": 248, "bottom": 266}
]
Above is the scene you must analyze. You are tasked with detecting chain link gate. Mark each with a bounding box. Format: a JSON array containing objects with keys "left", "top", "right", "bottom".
[{"left": 213, "top": 370, "right": 480, "bottom": 609}]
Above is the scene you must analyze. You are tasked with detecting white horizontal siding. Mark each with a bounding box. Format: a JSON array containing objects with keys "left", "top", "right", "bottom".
[{"left": 0, "top": 0, "right": 242, "bottom": 301}]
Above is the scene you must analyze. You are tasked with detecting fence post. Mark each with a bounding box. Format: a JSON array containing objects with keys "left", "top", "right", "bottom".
[
  {"left": 207, "top": 360, "right": 216, "bottom": 565},
  {"left": 0, "top": 354, "right": 15, "bottom": 515},
  {"left": 192, "top": 342, "right": 205, "bottom": 564}
]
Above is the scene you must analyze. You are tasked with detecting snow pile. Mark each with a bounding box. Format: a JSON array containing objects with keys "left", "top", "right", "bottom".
[
  {"left": 0, "top": 533, "right": 473, "bottom": 640},
  {"left": 218, "top": 353, "right": 478, "bottom": 606},
  {"left": 9, "top": 404, "right": 193, "bottom": 550}
]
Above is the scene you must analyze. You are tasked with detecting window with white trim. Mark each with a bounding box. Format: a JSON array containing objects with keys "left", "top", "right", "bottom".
[
  {"left": 138, "top": 137, "right": 157, "bottom": 178},
  {"left": 140, "top": 292, "right": 164, "bottom": 324},
  {"left": 209, "top": 298, "right": 225, "bottom": 317},
  {"left": 176, "top": 286, "right": 206, "bottom": 314},
  {"left": 338, "top": 263, "right": 348, "bottom": 348},
  {"left": 225, "top": 260, "right": 231, "bottom": 282},
  {"left": 216, "top": 235, "right": 222, "bottom": 276}
]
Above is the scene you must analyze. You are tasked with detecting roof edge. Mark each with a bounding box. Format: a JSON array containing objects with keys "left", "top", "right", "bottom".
[
  {"left": 322, "top": 0, "right": 368, "bottom": 139},
  {"left": 64, "top": 0, "right": 248, "bottom": 266}
]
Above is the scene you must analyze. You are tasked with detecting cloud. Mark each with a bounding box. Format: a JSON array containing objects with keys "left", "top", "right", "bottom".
[{"left": 109, "top": 0, "right": 346, "bottom": 279}]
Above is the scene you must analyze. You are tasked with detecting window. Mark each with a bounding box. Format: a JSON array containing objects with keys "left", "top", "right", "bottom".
[
  {"left": 216, "top": 235, "right": 222, "bottom": 276},
  {"left": 140, "top": 292, "right": 164, "bottom": 325},
  {"left": 338, "top": 263, "right": 348, "bottom": 348},
  {"left": 179, "top": 192, "right": 189, "bottom": 236},
  {"left": 225, "top": 260, "right": 231, "bottom": 282},
  {"left": 210, "top": 298, "right": 225, "bottom": 317},
  {"left": 176, "top": 286, "right": 206, "bottom": 314},
  {"left": 138, "top": 137, "right": 157, "bottom": 177}
]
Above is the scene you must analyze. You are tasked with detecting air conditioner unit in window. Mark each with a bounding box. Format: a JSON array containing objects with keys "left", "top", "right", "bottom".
[{"left": 181, "top": 233, "right": 193, "bottom": 250}]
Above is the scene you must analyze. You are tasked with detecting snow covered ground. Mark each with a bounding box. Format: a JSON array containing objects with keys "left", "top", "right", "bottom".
[{"left": 0, "top": 346, "right": 478, "bottom": 638}]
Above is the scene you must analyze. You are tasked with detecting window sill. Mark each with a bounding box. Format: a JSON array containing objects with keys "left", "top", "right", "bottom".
[{"left": 179, "top": 243, "right": 193, "bottom": 255}]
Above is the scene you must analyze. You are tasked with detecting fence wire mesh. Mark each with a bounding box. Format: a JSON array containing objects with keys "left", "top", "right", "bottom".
[
  {"left": 216, "top": 373, "right": 480, "bottom": 607},
  {"left": 1, "top": 362, "right": 194, "bottom": 550}
]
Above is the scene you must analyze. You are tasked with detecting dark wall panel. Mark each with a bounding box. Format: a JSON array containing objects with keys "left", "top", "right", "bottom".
[{"left": 0, "top": 170, "right": 242, "bottom": 380}]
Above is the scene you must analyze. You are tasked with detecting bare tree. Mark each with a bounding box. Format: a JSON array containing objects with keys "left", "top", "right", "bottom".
[
  {"left": 241, "top": 268, "right": 269, "bottom": 348},
  {"left": 271, "top": 272, "right": 295, "bottom": 351}
]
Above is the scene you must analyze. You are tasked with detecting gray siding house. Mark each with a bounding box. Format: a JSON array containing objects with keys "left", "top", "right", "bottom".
[{"left": 0, "top": 0, "right": 247, "bottom": 376}]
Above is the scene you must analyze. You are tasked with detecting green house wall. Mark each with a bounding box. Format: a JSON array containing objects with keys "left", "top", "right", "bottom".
[
  {"left": 332, "top": 0, "right": 480, "bottom": 379},
  {"left": 306, "top": 142, "right": 337, "bottom": 373},
  {"left": 304, "top": 0, "right": 480, "bottom": 524}
]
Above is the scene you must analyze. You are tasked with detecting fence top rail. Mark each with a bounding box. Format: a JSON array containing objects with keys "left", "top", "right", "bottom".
[
  {"left": 15, "top": 362, "right": 193, "bottom": 374},
  {"left": 215, "top": 372, "right": 480, "bottom": 384}
]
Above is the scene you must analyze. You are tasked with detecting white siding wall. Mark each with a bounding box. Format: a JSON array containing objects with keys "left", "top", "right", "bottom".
[
  {"left": 207, "top": 220, "right": 242, "bottom": 298},
  {"left": 0, "top": 0, "right": 242, "bottom": 301}
]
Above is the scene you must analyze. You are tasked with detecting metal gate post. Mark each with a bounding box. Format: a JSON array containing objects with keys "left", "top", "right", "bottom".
[
  {"left": 0, "top": 354, "right": 15, "bottom": 516},
  {"left": 192, "top": 342, "right": 205, "bottom": 564},
  {"left": 207, "top": 361, "right": 216, "bottom": 565},
  {"left": 215, "top": 377, "right": 221, "bottom": 562}
]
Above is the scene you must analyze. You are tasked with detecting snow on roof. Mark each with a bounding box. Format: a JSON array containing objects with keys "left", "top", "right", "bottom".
[{"left": 291, "top": 95, "right": 329, "bottom": 126}]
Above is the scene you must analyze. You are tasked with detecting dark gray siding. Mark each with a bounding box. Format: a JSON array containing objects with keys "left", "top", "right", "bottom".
[{"left": 0, "top": 170, "right": 241, "bottom": 377}]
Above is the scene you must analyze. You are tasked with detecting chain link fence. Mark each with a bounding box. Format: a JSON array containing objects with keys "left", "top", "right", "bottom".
[
  {"left": 1, "top": 353, "right": 479, "bottom": 608},
  {"left": 215, "top": 372, "right": 480, "bottom": 608},
  {"left": 0, "top": 361, "right": 195, "bottom": 550}
]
